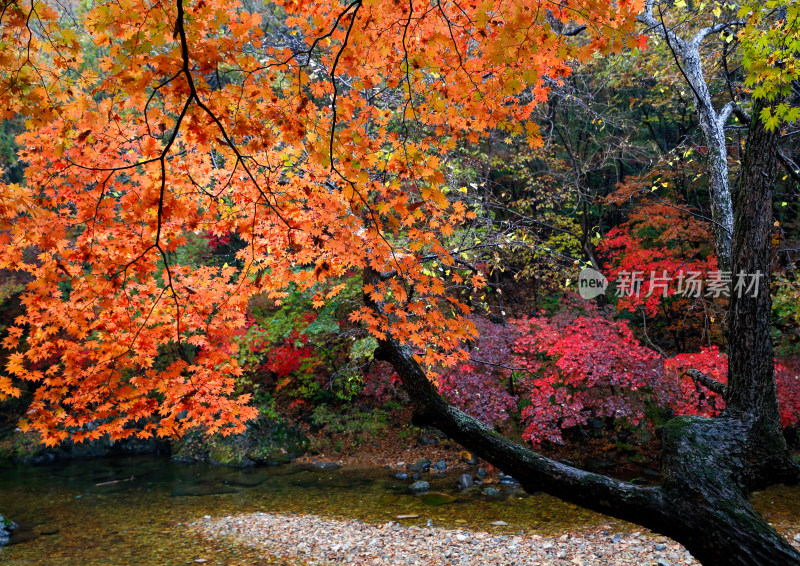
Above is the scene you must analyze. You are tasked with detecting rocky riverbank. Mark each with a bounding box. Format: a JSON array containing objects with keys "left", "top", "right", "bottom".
[
  {"left": 0, "top": 416, "right": 307, "bottom": 466},
  {"left": 190, "top": 512, "right": 704, "bottom": 565}
]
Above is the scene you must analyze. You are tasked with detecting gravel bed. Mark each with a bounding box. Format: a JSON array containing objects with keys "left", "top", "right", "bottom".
[{"left": 190, "top": 512, "right": 703, "bottom": 565}]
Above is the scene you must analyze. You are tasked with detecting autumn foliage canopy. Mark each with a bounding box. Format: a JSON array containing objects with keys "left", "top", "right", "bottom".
[{"left": 0, "top": 0, "right": 649, "bottom": 443}]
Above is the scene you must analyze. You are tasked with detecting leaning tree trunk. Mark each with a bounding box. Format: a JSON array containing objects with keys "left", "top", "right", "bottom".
[{"left": 371, "top": 97, "right": 800, "bottom": 565}]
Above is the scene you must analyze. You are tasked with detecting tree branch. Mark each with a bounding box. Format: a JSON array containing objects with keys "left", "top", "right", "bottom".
[
  {"left": 690, "top": 21, "right": 744, "bottom": 48},
  {"left": 562, "top": 25, "right": 587, "bottom": 37},
  {"left": 684, "top": 369, "right": 728, "bottom": 396},
  {"left": 718, "top": 101, "right": 737, "bottom": 129},
  {"left": 778, "top": 151, "right": 800, "bottom": 184}
]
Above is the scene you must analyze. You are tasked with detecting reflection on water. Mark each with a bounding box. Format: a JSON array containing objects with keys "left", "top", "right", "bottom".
[{"left": 0, "top": 456, "right": 799, "bottom": 565}]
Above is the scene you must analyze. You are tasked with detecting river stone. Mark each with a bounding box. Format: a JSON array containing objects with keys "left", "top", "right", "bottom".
[
  {"left": 457, "top": 473, "right": 474, "bottom": 490},
  {"left": 498, "top": 475, "right": 518, "bottom": 485},
  {"left": 476, "top": 467, "right": 486, "bottom": 479},
  {"left": 0, "top": 514, "right": 16, "bottom": 548},
  {"left": 35, "top": 523, "right": 60, "bottom": 536},
  {"left": 421, "top": 492, "right": 456, "bottom": 506},
  {"left": 406, "top": 459, "right": 431, "bottom": 473},
  {"left": 394, "top": 472, "right": 409, "bottom": 481},
  {"left": 431, "top": 460, "right": 447, "bottom": 473},
  {"left": 483, "top": 487, "right": 501, "bottom": 498},
  {"left": 408, "top": 480, "right": 430, "bottom": 494},
  {"left": 171, "top": 482, "right": 238, "bottom": 497},
  {"left": 222, "top": 474, "right": 269, "bottom": 488}
]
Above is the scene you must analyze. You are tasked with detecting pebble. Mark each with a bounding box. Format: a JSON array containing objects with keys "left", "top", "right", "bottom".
[
  {"left": 191, "top": 513, "right": 704, "bottom": 565},
  {"left": 483, "top": 487, "right": 501, "bottom": 498}
]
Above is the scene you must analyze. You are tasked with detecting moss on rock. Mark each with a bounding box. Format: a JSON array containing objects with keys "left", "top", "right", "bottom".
[{"left": 170, "top": 416, "right": 308, "bottom": 467}]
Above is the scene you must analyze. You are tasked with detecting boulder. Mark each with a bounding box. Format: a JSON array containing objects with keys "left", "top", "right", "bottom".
[
  {"left": 170, "top": 416, "right": 308, "bottom": 467},
  {"left": 408, "top": 480, "right": 430, "bottom": 494}
]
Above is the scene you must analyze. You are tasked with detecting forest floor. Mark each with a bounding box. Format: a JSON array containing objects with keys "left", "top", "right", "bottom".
[{"left": 190, "top": 512, "right": 705, "bottom": 565}]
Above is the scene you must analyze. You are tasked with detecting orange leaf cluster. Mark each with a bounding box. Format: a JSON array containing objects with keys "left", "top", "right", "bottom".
[{"left": 0, "top": 0, "right": 642, "bottom": 442}]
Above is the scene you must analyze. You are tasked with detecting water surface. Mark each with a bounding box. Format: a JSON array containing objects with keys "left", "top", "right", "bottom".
[{"left": 1, "top": 456, "right": 798, "bottom": 565}]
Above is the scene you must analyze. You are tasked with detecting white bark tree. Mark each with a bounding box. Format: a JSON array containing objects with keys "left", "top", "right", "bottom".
[{"left": 637, "top": 0, "right": 744, "bottom": 270}]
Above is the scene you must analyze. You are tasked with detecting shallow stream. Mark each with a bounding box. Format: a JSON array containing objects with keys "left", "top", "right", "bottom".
[{"left": 1, "top": 456, "right": 799, "bottom": 565}]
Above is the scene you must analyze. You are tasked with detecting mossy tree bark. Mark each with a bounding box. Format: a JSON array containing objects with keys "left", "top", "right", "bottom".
[{"left": 371, "top": 96, "right": 800, "bottom": 565}]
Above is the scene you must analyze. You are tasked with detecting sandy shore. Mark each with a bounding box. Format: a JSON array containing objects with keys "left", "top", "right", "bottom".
[{"left": 190, "top": 512, "right": 709, "bottom": 565}]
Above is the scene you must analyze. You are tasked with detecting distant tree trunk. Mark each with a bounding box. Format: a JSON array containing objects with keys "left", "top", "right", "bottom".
[{"left": 373, "top": 97, "right": 800, "bottom": 565}]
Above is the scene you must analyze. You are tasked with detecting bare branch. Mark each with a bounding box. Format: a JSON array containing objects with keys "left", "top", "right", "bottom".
[
  {"left": 690, "top": 21, "right": 744, "bottom": 48},
  {"left": 717, "top": 101, "right": 737, "bottom": 129},
  {"left": 562, "top": 25, "right": 587, "bottom": 37},
  {"left": 684, "top": 368, "right": 728, "bottom": 396},
  {"left": 778, "top": 151, "right": 800, "bottom": 184}
]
